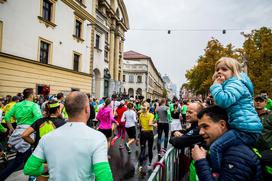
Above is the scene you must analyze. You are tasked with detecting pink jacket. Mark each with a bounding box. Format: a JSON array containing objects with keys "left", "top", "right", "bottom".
[{"left": 96, "top": 106, "right": 116, "bottom": 129}]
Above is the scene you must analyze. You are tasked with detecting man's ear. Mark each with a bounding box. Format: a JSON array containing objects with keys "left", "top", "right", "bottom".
[
  {"left": 219, "top": 119, "right": 227, "bottom": 129},
  {"left": 85, "top": 103, "right": 89, "bottom": 114}
]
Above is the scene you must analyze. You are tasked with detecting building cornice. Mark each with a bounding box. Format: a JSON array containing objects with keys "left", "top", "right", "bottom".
[
  {"left": 0, "top": 52, "right": 92, "bottom": 77},
  {"left": 61, "top": 0, "right": 96, "bottom": 23}
]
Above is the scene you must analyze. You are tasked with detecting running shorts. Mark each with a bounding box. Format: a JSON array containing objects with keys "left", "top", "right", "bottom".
[
  {"left": 98, "top": 128, "right": 112, "bottom": 138},
  {"left": 125, "top": 126, "right": 136, "bottom": 139}
]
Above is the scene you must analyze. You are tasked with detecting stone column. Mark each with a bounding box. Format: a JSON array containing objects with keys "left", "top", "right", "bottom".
[
  {"left": 120, "top": 38, "right": 124, "bottom": 82},
  {"left": 109, "top": 27, "right": 115, "bottom": 78},
  {"left": 89, "top": 24, "right": 95, "bottom": 94},
  {"left": 114, "top": 33, "right": 120, "bottom": 80}
]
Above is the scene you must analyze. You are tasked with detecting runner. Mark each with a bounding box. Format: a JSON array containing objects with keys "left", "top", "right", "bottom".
[
  {"left": 121, "top": 102, "right": 137, "bottom": 153},
  {"left": 138, "top": 102, "right": 156, "bottom": 172},
  {"left": 0, "top": 88, "right": 42, "bottom": 180},
  {"left": 21, "top": 100, "right": 66, "bottom": 147},
  {"left": 96, "top": 98, "right": 117, "bottom": 149},
  {"left": 23, "top": 91, "right": 113, "bottom": 181},
  {"left": 111, "top": 100, "right": 127, "bottom": 149}
]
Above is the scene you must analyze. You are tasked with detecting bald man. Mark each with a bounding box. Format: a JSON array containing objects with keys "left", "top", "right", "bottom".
[
  {"left": 170, "top": 102, "right": 204, "bottom": 148},
  {"left": 24, "top": 91, "right": 113, "bottom": 181}
]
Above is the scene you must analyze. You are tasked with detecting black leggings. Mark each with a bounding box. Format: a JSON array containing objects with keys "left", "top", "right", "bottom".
[
  {"left": 157, "top": 123, "right": 169, "bottom": 151},
  {"left": 139, "top": 131, "right": 154, "bottom": 166}
]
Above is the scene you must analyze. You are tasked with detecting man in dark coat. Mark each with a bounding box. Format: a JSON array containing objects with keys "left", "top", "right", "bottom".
[{"left": 192, "top": 106, "right": 262, "bottom": 181}]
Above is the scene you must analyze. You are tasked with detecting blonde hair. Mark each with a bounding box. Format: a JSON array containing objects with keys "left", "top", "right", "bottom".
[
  {"left": 141, "top": 102, "right": 150, "bottom": 113},
  {"left": 214, "top": 57, "right": 242, "bottom": 80}
]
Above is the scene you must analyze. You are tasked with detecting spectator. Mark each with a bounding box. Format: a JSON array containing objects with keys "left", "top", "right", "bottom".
[
  {"left": 170, "top": 102, "right": 204, "bottom": 148},
  {"left": 192, "top": 105, "right": 262, "bottom": 180},
  {"left": 209, "top": 57, "right": 262, "bottom": 172},
  {"left": 253, "top": 95, "right": 272, "bottom": 179}
]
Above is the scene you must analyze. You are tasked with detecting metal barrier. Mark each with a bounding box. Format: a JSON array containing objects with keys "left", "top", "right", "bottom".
[{"left": 148, "top": 147, "right": 185, "bottom": 181}]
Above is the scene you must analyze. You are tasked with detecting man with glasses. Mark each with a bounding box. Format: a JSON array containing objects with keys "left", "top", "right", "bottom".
[
  {"left": 254, "top": 95, "right": 272, "bottom": 148},
  {"left": 254, "top": 95, "right": 272, "bottom": 179}
]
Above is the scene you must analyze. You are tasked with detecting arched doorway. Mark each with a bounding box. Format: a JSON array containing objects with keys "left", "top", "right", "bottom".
[
  {"left": 93, "top": 69, "right": 101, "bottom": 98},
  {"left": 136, "top": 88, "right": 143, "bottom": 99},
  {"left": 128, "top": 88, "right": 134, "bottom": 98},
  {"left": 104, "top": 68, "right": 111, "bottom": 97}
]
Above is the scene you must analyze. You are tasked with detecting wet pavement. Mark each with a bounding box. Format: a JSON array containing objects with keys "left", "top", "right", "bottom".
[
  {"left": 2, "top": 133, "right": 161, "bottom": 181},
  {"left": 109, "top": 135, "right": 159, "bottom": 181}
]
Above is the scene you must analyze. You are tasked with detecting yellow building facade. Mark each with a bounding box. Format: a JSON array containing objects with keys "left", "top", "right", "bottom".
[{"left": 0, "top": 0, "right": 129, "bottom": 97}]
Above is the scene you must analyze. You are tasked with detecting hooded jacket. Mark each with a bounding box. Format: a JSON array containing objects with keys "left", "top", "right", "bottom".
[
  {"left": 96, "top": 106, "right": 116, "bottom": 130},
  {"left": 210, "top": 73, "right": 262, "bottom": 133}
]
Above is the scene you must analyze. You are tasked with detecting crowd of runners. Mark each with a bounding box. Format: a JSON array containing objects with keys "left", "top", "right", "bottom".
[{"left": 0, "top": 57, "right": 271, "bottom": 180}]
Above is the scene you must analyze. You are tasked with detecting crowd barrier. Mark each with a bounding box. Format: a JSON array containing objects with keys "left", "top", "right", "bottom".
[{"left": 148, "top": 147, "right": 191, "bottom": 181}]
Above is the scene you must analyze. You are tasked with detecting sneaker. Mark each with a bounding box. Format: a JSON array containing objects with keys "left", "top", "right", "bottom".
[
  {"left": 124, "top": 142, "right": 132, "bottom": 153},
  {"left": 138, "top": 166, "right": 143, "bottom": 173},
  {"left": 111, "top": 136, "right": 118, "bottom": 146}
]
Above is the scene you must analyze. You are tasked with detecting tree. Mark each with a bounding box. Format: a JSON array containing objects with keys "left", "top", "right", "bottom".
[
  {"left": 243, "top": 27, "right": 272, "bottom": 96},
  {"left": 162, "top": 88, "right": 168, "bottom": 98},
  {"left": 185, "top": 38, "right": 239, "bottom": 96}
]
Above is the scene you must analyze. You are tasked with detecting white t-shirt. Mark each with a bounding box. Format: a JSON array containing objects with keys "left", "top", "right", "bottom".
[
  {"left": 33, "top": 122, "right": 108, "bottom": 181},
  {"left": 121, "top": 109, "right": 137, "bottom": 128}
]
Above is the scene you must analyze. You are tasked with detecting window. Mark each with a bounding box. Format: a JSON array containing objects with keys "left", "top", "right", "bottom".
[
  {"left": 40, "top": 41, "right": 50, "bottom": 64},
  {"left": 73, "top": 53, "right": 80, "bottom": 71},
  {"left": 73, "top": 16, "right": 84, "bottom": 41},
  {"left": 75, "top": 20, "right": 82, "bottom": 38},
  {"left": 42, "top": 0, "right": 52, "bottom": 21},
  {"left": 123, "top": 75, "right": 126, "bottom": 82},
  {"left": 0, "top": 21, "right": 2, "bottom": 51},
  {"left": 38, "top": 0, "right": 56, "bottom": 27},
  {"left": 137, "top": 76, "right": 142, "bottom": 83},
  {"left": 95, "top": 34, "right": 100, "bottom": 49},
  {"left": 129, "top": 75, "right": 134, "bottom": 83},
  {"left": 75, "top": 0, "right": 86, "bottom": 8}
]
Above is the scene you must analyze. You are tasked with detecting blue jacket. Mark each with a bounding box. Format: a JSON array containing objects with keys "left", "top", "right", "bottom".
[
  {"left": 195, "top": 144, "right": 262, "bottom": 181},
  {"left": 210, "top": 73, "right": 262, "bottom": 133}
]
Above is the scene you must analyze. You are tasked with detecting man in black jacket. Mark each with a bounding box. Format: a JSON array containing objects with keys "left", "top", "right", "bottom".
[
  {"left": 192, "top": 106, "right": 262, "bottom": 180},
  {"left": 170, "top": 102, "right": 204, "bottom": 148}
]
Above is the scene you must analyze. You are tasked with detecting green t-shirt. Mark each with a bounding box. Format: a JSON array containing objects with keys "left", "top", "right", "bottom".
[
  {"left": 181, "top": 105, "right": 188, "bottom": 114},
  {"left": 4, "top": 100, "right": 42, "bottom": 125},
  {"left": 265, "top": 98, "right": 272, "bottom": 111}
]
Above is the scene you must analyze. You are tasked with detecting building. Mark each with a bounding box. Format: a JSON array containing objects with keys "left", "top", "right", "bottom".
[
  {"left": 92, "top": 0, "right": 129, "bottom": 98},
  {"left": 162, "top": 74, "right": 178, "bottom": 100},
  {"left": 123, "top": 59, "right": 148, "bottom": 98},
  {"left": 0, "top": 0, "right": 129, "bottom": 97},
  {"left": 123, "top": 50, "right": 164, "bottom": 99}
]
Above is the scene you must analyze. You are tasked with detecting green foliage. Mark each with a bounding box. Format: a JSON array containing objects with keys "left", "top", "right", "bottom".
[
  {"left": 185, "top": 27, "right": 272, "bottom": 97},
  {"left": 162, "top": 88, "right": 168, "bottom": 98},
  {"left": 185, "top": 39, "right": 238, "bottom": 95},
  {"left": 243, "top": 27, "right": 272, "bottom": 96}
]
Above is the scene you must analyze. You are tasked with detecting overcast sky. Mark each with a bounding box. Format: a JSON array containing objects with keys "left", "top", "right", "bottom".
[{"left": 123, "top": 0, "right": 272, "bottom": 88}]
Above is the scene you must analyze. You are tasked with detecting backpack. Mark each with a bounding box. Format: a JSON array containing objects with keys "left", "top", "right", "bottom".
[{"left": 39, "top": 120, "right": 56, "bottom": 138}]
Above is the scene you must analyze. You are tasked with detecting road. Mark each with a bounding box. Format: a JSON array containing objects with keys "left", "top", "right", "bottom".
[{"left": 2, "top": 133, "right": 161, "bottom": 181}]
